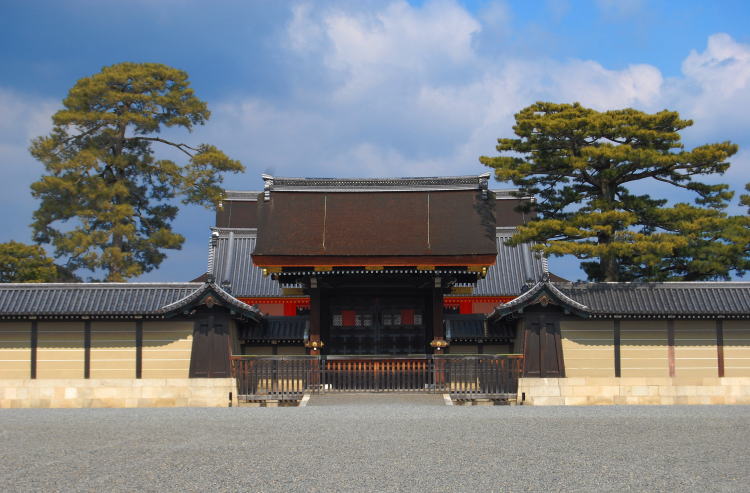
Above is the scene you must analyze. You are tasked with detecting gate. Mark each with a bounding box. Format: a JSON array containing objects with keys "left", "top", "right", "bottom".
[{"left": 231, "top": 354, "right": 523, "bottom": 402}]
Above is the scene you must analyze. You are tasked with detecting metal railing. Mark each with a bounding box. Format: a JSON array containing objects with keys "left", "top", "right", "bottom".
[{"left": 231, "top": 354, "right": 523, "bottom": 401}]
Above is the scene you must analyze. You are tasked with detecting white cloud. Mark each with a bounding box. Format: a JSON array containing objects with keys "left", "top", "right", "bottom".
[
  {"left": 671, "top": 33, "right": 750, "bottom": 146},
  {"left": 200, "top": 1, "right": 750, "bottom": 195},
  {"left": 290, "top": 0, "right": 481, "bottom": 100}
]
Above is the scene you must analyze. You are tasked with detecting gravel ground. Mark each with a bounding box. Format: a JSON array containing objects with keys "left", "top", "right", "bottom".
[{"left": 1, "top": 402, "right": 749, "bottom": 492}]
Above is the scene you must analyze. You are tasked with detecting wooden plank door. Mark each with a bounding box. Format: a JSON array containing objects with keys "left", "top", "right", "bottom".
[
  {"left": 189, "top": 312, "right": 232, "bottom": 378},
  {"left": 523, "top": 313, "right": 565, "bottom": 378}
]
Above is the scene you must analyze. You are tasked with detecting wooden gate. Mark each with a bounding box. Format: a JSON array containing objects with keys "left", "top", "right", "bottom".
[
  {"left": 231, "top": 355, "right": 523, "bottom": 401},
  {"left": 522, "top": 312, "right": 565, "bottom": 378}
]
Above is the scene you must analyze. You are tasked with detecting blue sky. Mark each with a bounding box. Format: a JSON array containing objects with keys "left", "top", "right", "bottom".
[{"left": 2, "top": 0, "right": 750, "bottom": 282}]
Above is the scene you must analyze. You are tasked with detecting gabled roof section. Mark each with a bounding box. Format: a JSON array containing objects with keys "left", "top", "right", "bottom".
[
  {"left": 0, "top": 281, "right": 260, "bottom": 320},
  {"left": 488, "top": 279, "right": 590, "bottom": 320},
  {"left": 262, "top": 173, "right": 491, "bottom": 194},
  {"left": 158, "top": 282, "right": 262, "bottom": 321}
]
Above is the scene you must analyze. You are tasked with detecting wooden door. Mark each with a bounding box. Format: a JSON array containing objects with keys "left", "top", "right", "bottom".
[
  {"left": 522, "top": 312, "right": 564, "bottom": 378},
  {"left": 189, "top": 311, "right": 232, "bottom": 378},
  {"left": 328, "top": 295, "right": 425, "bottom": 355}
]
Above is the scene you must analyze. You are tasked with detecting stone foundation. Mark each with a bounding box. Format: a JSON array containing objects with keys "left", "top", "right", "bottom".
[
  {"left": 518, "top": 377, "right": 750, "bottom": 405},
  {"left": 0, "top": 378, "right": 237, "bottom": 408}
]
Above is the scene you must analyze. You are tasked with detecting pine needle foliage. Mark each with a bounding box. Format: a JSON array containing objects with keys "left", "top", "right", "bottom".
[
  {"left": 0, "top": 241, "right": 59, "bottom": 283},
  {"left": 30, "top": 63, "right": 244, "bottom": 281},
  {"left": 480, "top": 102, "right": 750, "bottom": 282}
]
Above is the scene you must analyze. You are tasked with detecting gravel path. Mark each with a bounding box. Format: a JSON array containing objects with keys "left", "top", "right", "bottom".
[{"left": 1, "top": 403, "right": 749, "bottom": 492}]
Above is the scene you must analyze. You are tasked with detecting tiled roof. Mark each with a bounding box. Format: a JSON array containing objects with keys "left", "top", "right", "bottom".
[
  {"left": 557, "top": 282, "right": 750, "bottom": 318},
  {"left": 490, "top": 280, "right": 750, "bottom": 319},
  {"left": 445, "top": 314, "right": 486, "bottom": 340},
  {"left": 240, "top": 316, "right": 309, "bottom": 342},
  {"left": 211, "top": 228, "right": 283, "bottom": 296},
  {"left": 0, "top": 283, "right": 199, "bottom": 317},
  {"left": 468, "top": 228, "right": 547, "bottom": 296},
  {"left": 0, "top": 282, "right": 260, "bottom": 319},
  {"left": 209, "top": 226, "right": 546, "bottom": 297}
]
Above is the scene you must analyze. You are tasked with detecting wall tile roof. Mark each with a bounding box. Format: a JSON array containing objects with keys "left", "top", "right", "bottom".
[
  {"left": 0, "top": 283, "right": 200, "bottom": 317},
  {"left": 557, "top": 282, "right": 750, "bottom": 317},
  {"left": 490, "top": 280, "right": 750, "bottom": 319},
  {"left": 0, "top": 282, "right": 261, "bottom": 319}
]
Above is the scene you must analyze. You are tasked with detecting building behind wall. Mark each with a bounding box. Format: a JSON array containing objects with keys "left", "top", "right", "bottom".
[
  {"left": 1, "top": 173, "right": 750, "bottom": 407},
  {"left": 211, "top": 174, "right": 546, "bottom": 356}
]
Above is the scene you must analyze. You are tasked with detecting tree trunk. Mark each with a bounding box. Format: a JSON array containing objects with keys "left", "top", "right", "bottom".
[{"left": 602, "top": 254, "right": 618, "bottom": 282}]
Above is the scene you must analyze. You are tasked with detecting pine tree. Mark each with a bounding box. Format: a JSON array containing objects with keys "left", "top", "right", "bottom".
[
  {"left": 30, "top": 63, "right": 244, "bottom": 281},
  {"left": 480, "top": 102, "right": 749, "bottom": 281},
  {"left": 0, "top": 241, "right": 59, "bottom": 283}
]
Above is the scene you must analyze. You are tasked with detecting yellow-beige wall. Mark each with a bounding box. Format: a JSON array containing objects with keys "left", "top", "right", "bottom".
[
  {"left": 724, "top": 321, "right": 750, "bottom": 377},
  {"left": 37, "top": 321, "right": 85, "bottom": 379},
  {"left": 560, "top": 320, "right": 614, "bottom": 377},
  {"left": 141, "top": 321, "right": 193, "bottom": 378},
  {"left": 621, "top": 320, "right": 669, "bottom": 377},
  {"left": 90, "top": 321, "right": 136, "bottom": 379},
  {"left": 0, "top": 321, "right": 31, "bottom": 378},
  {"left": 674, "top": 320, "right": 717, "bottom": 379}
]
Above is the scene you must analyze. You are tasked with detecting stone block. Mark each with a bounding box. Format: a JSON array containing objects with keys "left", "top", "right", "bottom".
[
  {"left": 529, "top": 396, "right": 564, "bottom": 406},
  {"left": 529, "top": 385, "right": 561, "bottom": 396},
  {"left": 623, "top": 386, "right": 650, "bottom": 396},
  {"left": 587, "top": 396, "right": 617, "bottom": 405},
  {"left": 562, "top": 377, "right": 587, "bottom": 386},
  {"left": 562, "top": 397, "right": 590, "bottom": 406},
  {"left": 679, "top": 386, "right": 703, "bottom": 396}
]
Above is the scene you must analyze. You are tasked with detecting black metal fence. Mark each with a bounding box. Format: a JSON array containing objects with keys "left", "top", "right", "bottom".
[{"left": 230, "top": 354, "right": 523, "bottom": 401}]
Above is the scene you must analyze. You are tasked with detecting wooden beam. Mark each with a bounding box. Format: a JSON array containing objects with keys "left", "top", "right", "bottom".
[
  {"left": 613, "top": 320, "right": 621, "bottom": 378},
  {"left": 135, "top": 320, "right": 143, "bottom": 379},
  {"left": 30, "top": 320, "right": 37, "bottom": 380},
  {"left": 667, "top": 319, "right": 675, "bottom": 378},
  {"left": 717, "top": 319, "right": 725, "bottom": 378},
  {"left": 84, "top": 320, "right": 91, "bottom": 379}
]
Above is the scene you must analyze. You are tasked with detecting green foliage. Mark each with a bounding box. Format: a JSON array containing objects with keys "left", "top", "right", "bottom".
[
  {"left": 480, "top": 102, "right": 749, "bottom": 281},
  {"left": 0, "top": 241, "right": 60, "bottom": 282},
  {"left": 30, "top": 62, "right": 244, "bottom": 281}
]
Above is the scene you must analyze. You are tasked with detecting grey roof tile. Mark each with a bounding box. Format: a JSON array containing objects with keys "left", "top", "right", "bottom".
[
  {"left": 470, "top": 229, "right": 547, "bottom": 296},
  {"left": 0, "top": 281, "right": 261, "bottom": 319},
  {"left": 492, "top": 280, "right": 750, "bottom": 318},
  {"left": 211, "top": 229, "right": 283, "bottom": 296},
  {"left": 0, "top": 283, "right": 200, "bottom": 317},
  {"left": 240, "top": 316, "right": 309, "bottom": 341}
]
